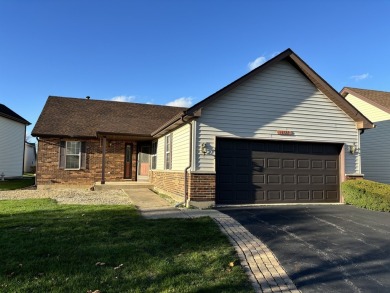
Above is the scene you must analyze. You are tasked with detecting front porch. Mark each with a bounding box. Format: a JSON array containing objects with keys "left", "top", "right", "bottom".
[{"left": 98, "top": 133, "right": 154, "bottom": 185}]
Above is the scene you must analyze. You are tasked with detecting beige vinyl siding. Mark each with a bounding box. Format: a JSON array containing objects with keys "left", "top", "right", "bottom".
[
  {"left": 360, "top": 120, "right": 390, "bottom": 184},
  {"left": 156, "top": 136, "right": 165, "bottom": 170},
  {"left": 195, "top": 60, "right": 359, "bottom": 174},
  {"left": 0, "top": 116, "right": 25, "bottom": 177},
  {"left": 155, "top": 124, "right": 190, "bottom": 171},
  {"left": 345, "top": 93, "right": 390, "bottom": 122}
]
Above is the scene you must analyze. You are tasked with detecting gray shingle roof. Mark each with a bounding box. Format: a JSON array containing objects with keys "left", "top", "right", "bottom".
[
  {"left": 341, "top": 87, "right": 390, "bottom": 112},
  {"left": 31, "top": 96, "right": 186, "bottom": 138},
  {"left": 0, "top": 104, "right": 30, "bottom": 125}
]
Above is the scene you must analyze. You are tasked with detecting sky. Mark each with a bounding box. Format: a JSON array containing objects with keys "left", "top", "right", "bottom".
[{"left": 1, "top": 0, "right": 389, "bottom": 140}]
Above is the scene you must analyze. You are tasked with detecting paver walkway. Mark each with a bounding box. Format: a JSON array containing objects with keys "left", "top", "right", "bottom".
[{"left": 123, "top": 188, "right": 299, "bottom": 293}]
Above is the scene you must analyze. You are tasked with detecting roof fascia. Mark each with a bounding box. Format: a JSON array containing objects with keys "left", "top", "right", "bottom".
[
  {"left": 0, "top": 112, "right": 31, "bottom": 125},
  {"left": 340, "top": 88, "right": 390, "bottom": 115}
]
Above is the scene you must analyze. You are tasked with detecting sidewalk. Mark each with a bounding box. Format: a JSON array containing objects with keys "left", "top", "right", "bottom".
[{"left": 123, "top": 188, "right": 299, "bottom": 293}]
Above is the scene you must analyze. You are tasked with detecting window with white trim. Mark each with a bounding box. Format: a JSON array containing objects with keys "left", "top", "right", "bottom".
[
  {"left": 151, "top": 140, "right": 157, "bottom": 170},
  {"left": 165, "top": 134, "right": 172, "bottom": 170},
  {"left": 65, "top": 141, "right": 81, "bottom": 169}
]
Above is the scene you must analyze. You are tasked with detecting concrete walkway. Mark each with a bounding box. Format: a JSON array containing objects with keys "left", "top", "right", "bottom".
[{"left": 122, "top": 188, "right": 299, "bottom": 293}]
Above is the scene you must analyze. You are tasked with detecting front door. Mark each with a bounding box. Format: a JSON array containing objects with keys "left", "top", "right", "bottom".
[
  {"left": 124, "top": 143, "right": 132, "bottom": 179},
  {"left": 137, "top": 144, "right": 151, "bottom": 181}
]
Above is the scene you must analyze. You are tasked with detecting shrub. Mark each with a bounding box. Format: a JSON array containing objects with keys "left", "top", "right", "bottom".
[{"left": 341, "top": 179, "right": 390, "bottom": 212}]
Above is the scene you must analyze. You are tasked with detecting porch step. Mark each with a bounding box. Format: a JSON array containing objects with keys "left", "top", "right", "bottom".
[{"left": 94, "top": 181, "right": 153, "bottom": 191}]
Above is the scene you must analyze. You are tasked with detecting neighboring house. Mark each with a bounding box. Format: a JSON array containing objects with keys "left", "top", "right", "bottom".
[
  {"left": 341, "top": 87, "right": 390, "bottom": 184},
  {"left": 24, "top": 142, "right": 36, "bottom": 173},
  {"left": 0, "top": 104, "right": 31, "bottom": 178},
  {"left": 32, "top": 49, "right": 374, "bottom": 207}
]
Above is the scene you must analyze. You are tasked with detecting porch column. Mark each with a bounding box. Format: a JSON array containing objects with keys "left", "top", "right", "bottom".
[{"left": 101, "top": 136, "right": 106, "bottom": 184}]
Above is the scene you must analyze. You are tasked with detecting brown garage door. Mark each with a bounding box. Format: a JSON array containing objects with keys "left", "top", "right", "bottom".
[{"left": 216, "top": 138, "right": 342, "bottom": 204}]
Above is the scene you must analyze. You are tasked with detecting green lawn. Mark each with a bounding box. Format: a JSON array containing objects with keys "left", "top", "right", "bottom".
[
  {"left": 0, "top": 177, "right": 35, "bottom": 190},
  {"left": 0, "top": 199, "right": 252, "bottom": 292}
]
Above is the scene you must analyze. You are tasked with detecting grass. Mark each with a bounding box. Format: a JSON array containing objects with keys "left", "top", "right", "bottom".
[
  {"left": 0, "top": 177, "right": 35, "bottom": 190},
  {"left": 0, "top": 199, "right": 252, "bottom": 292},
  {"left": 342, "top": 179, "right": 390, "bottom": 212}
]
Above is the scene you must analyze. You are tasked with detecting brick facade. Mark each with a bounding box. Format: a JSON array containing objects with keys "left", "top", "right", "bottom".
[
  {"left": 149, "top": 170, "right": 185, "bottom": 200},
  {"left": 37, "top": 138, "right": 137, "bottom": 187},
  {"left": 150, "top": 170, "right": 216, "bottom": 202},
  {"left": 189, "top": 173, "right": 216, "bottom": 201}
]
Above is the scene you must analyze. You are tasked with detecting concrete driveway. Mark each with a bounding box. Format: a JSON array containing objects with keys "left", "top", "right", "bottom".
[{"left": 218, "top": 205, "right": 390, "bottom": 293}]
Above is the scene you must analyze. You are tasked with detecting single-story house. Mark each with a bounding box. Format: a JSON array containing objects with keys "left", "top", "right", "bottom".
[
  {"left": 341, "top": 87, "right": 390, "bottom": 184},
  {"left": 32, "top": 49, "right": 374, "bottom": 207},
  {"left": 24, "top": 142, "right": 37, "bottom": 173},
  {"left": 0, "top": 104, "right": 31, "bottom": 178}
]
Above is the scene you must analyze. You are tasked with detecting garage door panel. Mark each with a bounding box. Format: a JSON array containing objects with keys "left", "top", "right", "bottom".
[
  {"left": 255, "top": 190, "right": 265, "bottom": 200},
  {"left": 297, "top": 159, "right": 310, "bottom": 169},
  {"left": 298, "top": 190, "right": 310, "bottom": 200},
  {"left": 267, "top": 174, "right": 281, "bottom": 184},
  {"left": 252, "top": 174, "right": 265, "bottom": 185},
  {"left": 218, "top": 174, "right": 233, "bottom": 183},
  {"left": 282, "top": 159, "right": 296, "bottom": 169},
  {"left": 326, "top": 175, "right": 337, "bottom": 184},
  {"left": 312, "top": 175, "right": 324, "bottom": 184},
  {"left": 282, "top": 174, "right": 295, "bottom": 184},
  {"left": 267, "top": 190, "right": 282, "bottom": 200},
  {"left": 313, "top": 190, "right": 325, "bottom": 200},
  {"left": 283, "top": 191, "right": 296, "bottom": 200},
  {"left": 236, "top": 174, "right": 250, "bottom": 183},
  {"left": 267, "top": 142, "right": 283, "bottom": 152},
  {"left": 326, "top": 191, "right": 338, "bottom": 200},
  {"left": 312, "top": 160, "right": 324, "bottom": 169},
  {"left": 267, "top": 158, "right": 281, "bottom": 168},
  {"left": 282, "top": 143, "right": 295, "bottom": 153},
  {"left": 297, "top": 175, "right": 310, "bottom": 184},
  {"left": 325, "top": 160, "right": 337, "bottom": 169},
  {"left": 216, "top": 138, "right": 341, "bottom": 204}
]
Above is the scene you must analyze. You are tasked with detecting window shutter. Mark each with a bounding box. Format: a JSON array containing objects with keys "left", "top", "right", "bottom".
[
  {"left": 164, "top": 136, "right": 167, "bottom": 169},
  {"left": 59, "top": 141, "right": 66, "bottom": 169},
  {"left": 80, "top": 142, "right": 87, "bottom": 170},
  {"left": 169, "top": 133, "right": 173, "bottom": 169}
]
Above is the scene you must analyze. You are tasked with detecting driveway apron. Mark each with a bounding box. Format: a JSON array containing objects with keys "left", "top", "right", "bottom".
[
  {"left": 219, "top": 205, "right": 390, "bottom": 293},
  {"left": 123, "top": 188, "right": 299, "bottom": 292}
]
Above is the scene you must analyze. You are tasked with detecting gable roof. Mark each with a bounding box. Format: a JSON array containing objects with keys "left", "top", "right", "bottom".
[
  {"left": 340, "top": 87, "right": 390, "bottom": 114},
  {"left": 31, "top": 96, "right": 186, "bottom": 138},
  {"left": 0, "top": 104, "right": 31, "bottom": 125},
  {"left": 152, "top": 48, "right": 374, "bottom": 136}
]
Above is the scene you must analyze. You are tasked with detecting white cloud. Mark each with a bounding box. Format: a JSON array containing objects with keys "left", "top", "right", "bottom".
[
  {"left": 111, "top": 95, "right": 136, "bottom": 102},
  {"left": 166, "top": 97, "right": 192, "bottom": 107},
  {"left": 248, "top": 56, "right": 267, "bottom": 70},
  {"left": 350, "top": 73, "right": 371, "bottom": 81},
  {"left": 271, "top": 51, "right": 280, "bottom": 58}
]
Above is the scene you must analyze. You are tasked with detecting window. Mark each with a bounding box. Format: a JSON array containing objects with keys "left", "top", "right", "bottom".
[
  {"left": 151, "top": 140, "right": 157, "bottom": 170},
  {"left": 66, "top": 141, "right": 81, "bottom": 169},
  {"left": 59, "top": 141, "right": 86, "bottom": 170},
  {"left": 165, "top": 134, "right": 172, "bottom": 170}
]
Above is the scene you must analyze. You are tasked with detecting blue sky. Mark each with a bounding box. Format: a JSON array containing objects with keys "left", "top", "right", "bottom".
[{"left": 1, "top": 1, "right": 389, "bottom": 139}]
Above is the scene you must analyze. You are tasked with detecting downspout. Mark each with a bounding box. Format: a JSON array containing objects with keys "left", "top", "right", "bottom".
[
  {"left": 22, "top": 125, "right": 27, "bottom": 176},
  {"left": 358, "top": 129, "right": 365, "bottom": 174},
  {"left": 101, "top": 136, "right": 106, "bottom": 184},
  {"left": 182, "top": 115, "right": 192, "bottom": 208},
  {"left": 35, "top": 137, "right": 40, "bottom": 187}
]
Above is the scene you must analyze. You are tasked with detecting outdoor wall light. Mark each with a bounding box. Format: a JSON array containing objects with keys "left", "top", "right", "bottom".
[
  {"left": 201, "top": 143, "right": 207, "bottom": 155},
  {"left": 348, "top": 144, "right": 358, "bottom": 154}
]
